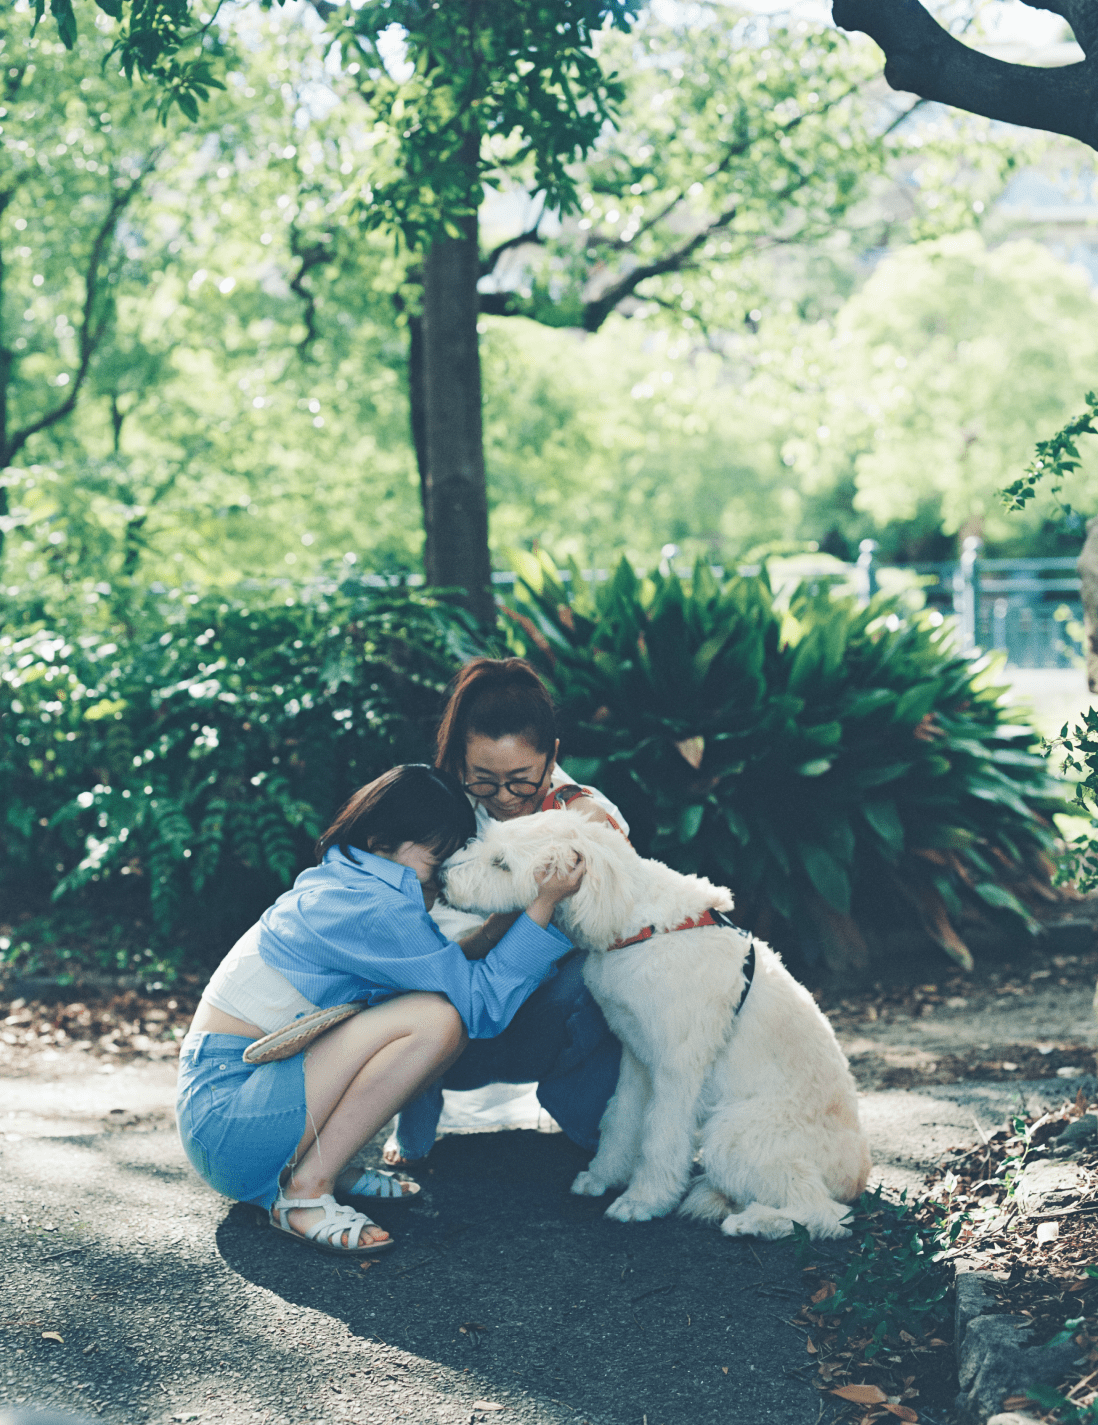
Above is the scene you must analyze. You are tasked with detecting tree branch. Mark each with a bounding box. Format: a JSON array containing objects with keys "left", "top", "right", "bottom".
[
  {"left": 579, "top": 202, "right": 737, "bottom": 332},
  {"left": 480, "top": 212, "right": 545, "bottom": 278},
  {"left": 288, "top": 225, "right": 333, "bottom": 356},
  {"left": 3, "top": 156, "right": 159, "bottom": 468},
  {"left": 833, "top": 0, "right": 1098, "bottom": 150}
]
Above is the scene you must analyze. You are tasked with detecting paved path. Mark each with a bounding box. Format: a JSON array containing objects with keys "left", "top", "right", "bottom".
[
  {"left": 2, "top": 971, "right": 1095, "bottom": 1425},
  {"left": 2, "top": 1054, "right": 819, "bottom": 1425}
]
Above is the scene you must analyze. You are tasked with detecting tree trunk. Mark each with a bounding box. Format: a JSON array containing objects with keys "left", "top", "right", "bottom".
[
  {"left": 1077, "top": 515, "right": 1098, "bottom": 693},
  {"left": 421, "top": 211, "right": 495, "bottom": 627},
  {"left": 407, "top": 313, "right": 433, "bottom": 583}
]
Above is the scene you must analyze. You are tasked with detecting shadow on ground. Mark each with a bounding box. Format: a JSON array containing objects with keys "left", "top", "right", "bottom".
[
  {"left": 217, "top": 1131, "right": 824, "bottom": 1425},
  {"left": 4, "top": 1121, "right": 829, "bottom": 1425}
]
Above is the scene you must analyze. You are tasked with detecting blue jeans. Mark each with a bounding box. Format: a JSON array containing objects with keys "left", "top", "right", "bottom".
[{"left": 394, "top": 952, "right": 621, "bottom": 1159}]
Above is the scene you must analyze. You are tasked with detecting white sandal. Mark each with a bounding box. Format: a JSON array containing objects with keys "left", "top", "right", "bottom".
[
  {"left": 338, "top": 1167, "right": 420, "bottom": 1200},
  {"left": 270, "top": 1191, "right": 395, "bottom": 1256}
]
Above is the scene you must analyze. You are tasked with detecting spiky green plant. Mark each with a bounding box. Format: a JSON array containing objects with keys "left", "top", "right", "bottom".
[{"left": 504, "top": 551, "right": 1065, "bottom": 974}]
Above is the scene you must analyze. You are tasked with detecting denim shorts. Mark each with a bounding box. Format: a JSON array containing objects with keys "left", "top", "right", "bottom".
[{"left": 176, "top": 1031, "right": 307, "bottom": 1210}]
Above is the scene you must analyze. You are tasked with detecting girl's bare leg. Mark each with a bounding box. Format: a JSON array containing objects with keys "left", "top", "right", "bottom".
[{"left": 279, "top": 992, "right": 466, "bottom": 1245}]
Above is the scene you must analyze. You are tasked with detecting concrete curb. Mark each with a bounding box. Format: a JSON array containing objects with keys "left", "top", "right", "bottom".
[{"left": 954, "top": 1268, "right": 1078, "bottom": 1422}]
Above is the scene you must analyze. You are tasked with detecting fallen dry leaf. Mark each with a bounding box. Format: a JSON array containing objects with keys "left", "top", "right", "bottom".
[
  {"left": 882, "top": 1407, "right": 918, "bottom": 1422},
  {"left": 1002, "top": 1397, "right": 1034, "bottom": 1411},
  {"left": 674, "top": 736, "right": 705, "bottom": 770},
  {"left": 358, "top": 1260, "right": 373, "bottom": 1272},
  {"left": 472, "top": 1403, "right": 503, "bottom": 1413},
  {"left": 811, "top": 1282, "right": 837, "bottom": 1304},
  {"left": 41, "top": 1332, "right": 64, "bottom": 1344},
  {"left": 806, "top": 1337, "right": 818, "bottom": 1354},
  {"left": 721, "top": 1367, "right": 729, "bottom": 1375},
  {"left": 832, "top": 1384, "right": 888, "bottom": 1404}
]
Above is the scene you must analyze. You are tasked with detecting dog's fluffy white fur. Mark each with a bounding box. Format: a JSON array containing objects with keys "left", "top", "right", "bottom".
[{"left": 442, "top": 810, "right": 871, "bottom": 1240}]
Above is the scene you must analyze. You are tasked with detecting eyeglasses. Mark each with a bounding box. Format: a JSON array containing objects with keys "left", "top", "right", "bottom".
[{"left": 462, "top": 755, "right": 551, "bottom": 803}]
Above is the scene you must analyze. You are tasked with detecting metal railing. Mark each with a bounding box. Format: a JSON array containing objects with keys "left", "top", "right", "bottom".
[{"left": 875, "top": 537, "right": 1083, "bottom": 669}]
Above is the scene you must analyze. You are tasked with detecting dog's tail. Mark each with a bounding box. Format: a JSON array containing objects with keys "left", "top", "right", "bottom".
[{"left": 679, "top": 1176, "right": 734, "bottom": 1224}]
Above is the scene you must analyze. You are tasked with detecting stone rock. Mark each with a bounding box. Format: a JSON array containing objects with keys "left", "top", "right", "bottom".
[
  {"left": 955, "top": 1270, "right": 999, "bottom": 1352},
  {"left": 1059, "top": 1114, "right": 1098, "bottom": 1147},
  {"left": 955, "top": 1312, "right": 1079, "bottom": 1420},
  {"left": 1012, "top": 1158, "right": 1087, "bottom": 1213},
  {"left": 1035, "top": 917, "right": 1095, "bottom": 955},
  {"left": 986, "top": 1415, "right": 1044, "bottom": 1425}
]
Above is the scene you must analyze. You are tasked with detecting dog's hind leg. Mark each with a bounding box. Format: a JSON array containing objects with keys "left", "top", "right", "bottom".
[
  {"left": 604, "top": 1059, "right": 707, "bottom": 1222},
  {"left": 721, "top": 1191, "right": 853, "bottom": 1242},
  {"left": 572, "top": 1047, "right": 649, "bottom": 1197}
]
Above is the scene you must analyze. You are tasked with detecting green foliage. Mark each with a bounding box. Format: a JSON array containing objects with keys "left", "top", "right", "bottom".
[
  {"left": 797, "top": 1186, "right": 962, "bottom": 1356},
  {"left": 1, "top": 577, "right": 482, "bottom": 959},
  {"left": 505, "top": 551, "right": 1064, "bottom": 971},
  {"left": 1024, "top": 1264, "right": 1098, "bottom": 1419},
  {"left": 1027, "top": 1382, "right": 1098, "bottom": 1423},
  {"left": 0, "top": 15, "right": 425, "bottom": 592},
  {"left": 771, "top": 234, "right": 1098, "bottom": 553},
  {"left": 1001, "top": 389, "right": 1098, "bottom": 522},
  {"left": 33, "top": 0, "right": 225, "bottom": 122},
  {"left": 481, "top": 9, "right": 889, "bottom": 333},
  {"left": 33, "top": 0, "right": 639, "bottom": 237},
  {"left": 483, "top": 7, "right": 1024, "bottom": 341},
  {"left": 1047, "top": 709, "right": 1098, "bottom": 894},
  {"left": 347, "top": 0, "right": 640, "bottom": 246}
]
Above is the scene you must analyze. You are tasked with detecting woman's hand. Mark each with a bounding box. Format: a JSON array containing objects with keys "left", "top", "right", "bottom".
[{"left": 526, "top": 852, "right": 585, "bottom": 928}]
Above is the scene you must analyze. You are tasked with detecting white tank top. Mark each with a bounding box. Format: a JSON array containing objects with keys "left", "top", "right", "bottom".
[{"left": 199, "top": 923, "right": 317, "bottom": 1032}]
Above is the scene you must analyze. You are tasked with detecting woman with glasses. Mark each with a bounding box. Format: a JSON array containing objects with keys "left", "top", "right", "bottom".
[{"left": 379, "top": 657, "right": 626, "bottom": 1171}]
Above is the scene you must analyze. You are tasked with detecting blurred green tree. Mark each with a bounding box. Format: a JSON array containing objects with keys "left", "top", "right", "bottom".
[
  {"left": 0, "top": 14, "right": 424, "bottom": 604},
  {"left": 23, "top": 0, "right": 642, "bottom": 622},
  {"left": 765, "top": 234, "right": 1098, "bottom": 558}
]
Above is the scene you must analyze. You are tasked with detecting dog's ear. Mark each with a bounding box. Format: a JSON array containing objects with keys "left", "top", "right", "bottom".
[{"left": 553, "top": 820, "right": 631, "bottom": 950}]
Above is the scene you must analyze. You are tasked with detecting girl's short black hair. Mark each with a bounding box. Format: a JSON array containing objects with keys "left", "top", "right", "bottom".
[{"left": 316, "top": 764, "right": 476, "bottom": 865}]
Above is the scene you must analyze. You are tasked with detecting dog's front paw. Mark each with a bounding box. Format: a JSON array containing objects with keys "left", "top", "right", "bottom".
[
  {"left": 570, "top": 1170, "right": 610, "bottom": 1198},
  {"left": 604, "top": 1193, "right": 661, "bottom": 1223}
]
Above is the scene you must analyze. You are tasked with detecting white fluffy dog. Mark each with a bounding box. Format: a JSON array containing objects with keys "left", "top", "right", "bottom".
[{"left": 442, "top": 809, "right": 871, "bottom": 1240}]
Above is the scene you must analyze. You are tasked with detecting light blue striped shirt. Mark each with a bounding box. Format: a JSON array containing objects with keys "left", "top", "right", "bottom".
[{"left": 256, "top": 847, "right": 572, "bottom": 1039}]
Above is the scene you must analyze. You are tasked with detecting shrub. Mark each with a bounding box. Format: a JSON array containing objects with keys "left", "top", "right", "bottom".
[
  {"left": 504, "top": 552, "right": 1066, "bottom": 975},
  {"left": 2, "top": 577, "right": 482, "bottom": 974}
]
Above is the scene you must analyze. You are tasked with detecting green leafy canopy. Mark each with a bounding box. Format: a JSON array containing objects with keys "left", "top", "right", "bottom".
[{"left": 30, "top": 0, "right": 642, "bottom": 238}]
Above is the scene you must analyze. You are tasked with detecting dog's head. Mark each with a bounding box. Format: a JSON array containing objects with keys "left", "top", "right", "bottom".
[{"left": 440, "top": 809, "right": 641, "bottom": 951}]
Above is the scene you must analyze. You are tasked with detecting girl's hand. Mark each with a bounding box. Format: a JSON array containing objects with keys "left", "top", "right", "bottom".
[{"left": 526, "top": 852, "right": 585, "bottom": 928}]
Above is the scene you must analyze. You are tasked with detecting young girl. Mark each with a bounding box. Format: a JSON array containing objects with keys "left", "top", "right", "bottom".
[{"left": 176, "top": 763, "right": 584, "bottom": 1257}]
